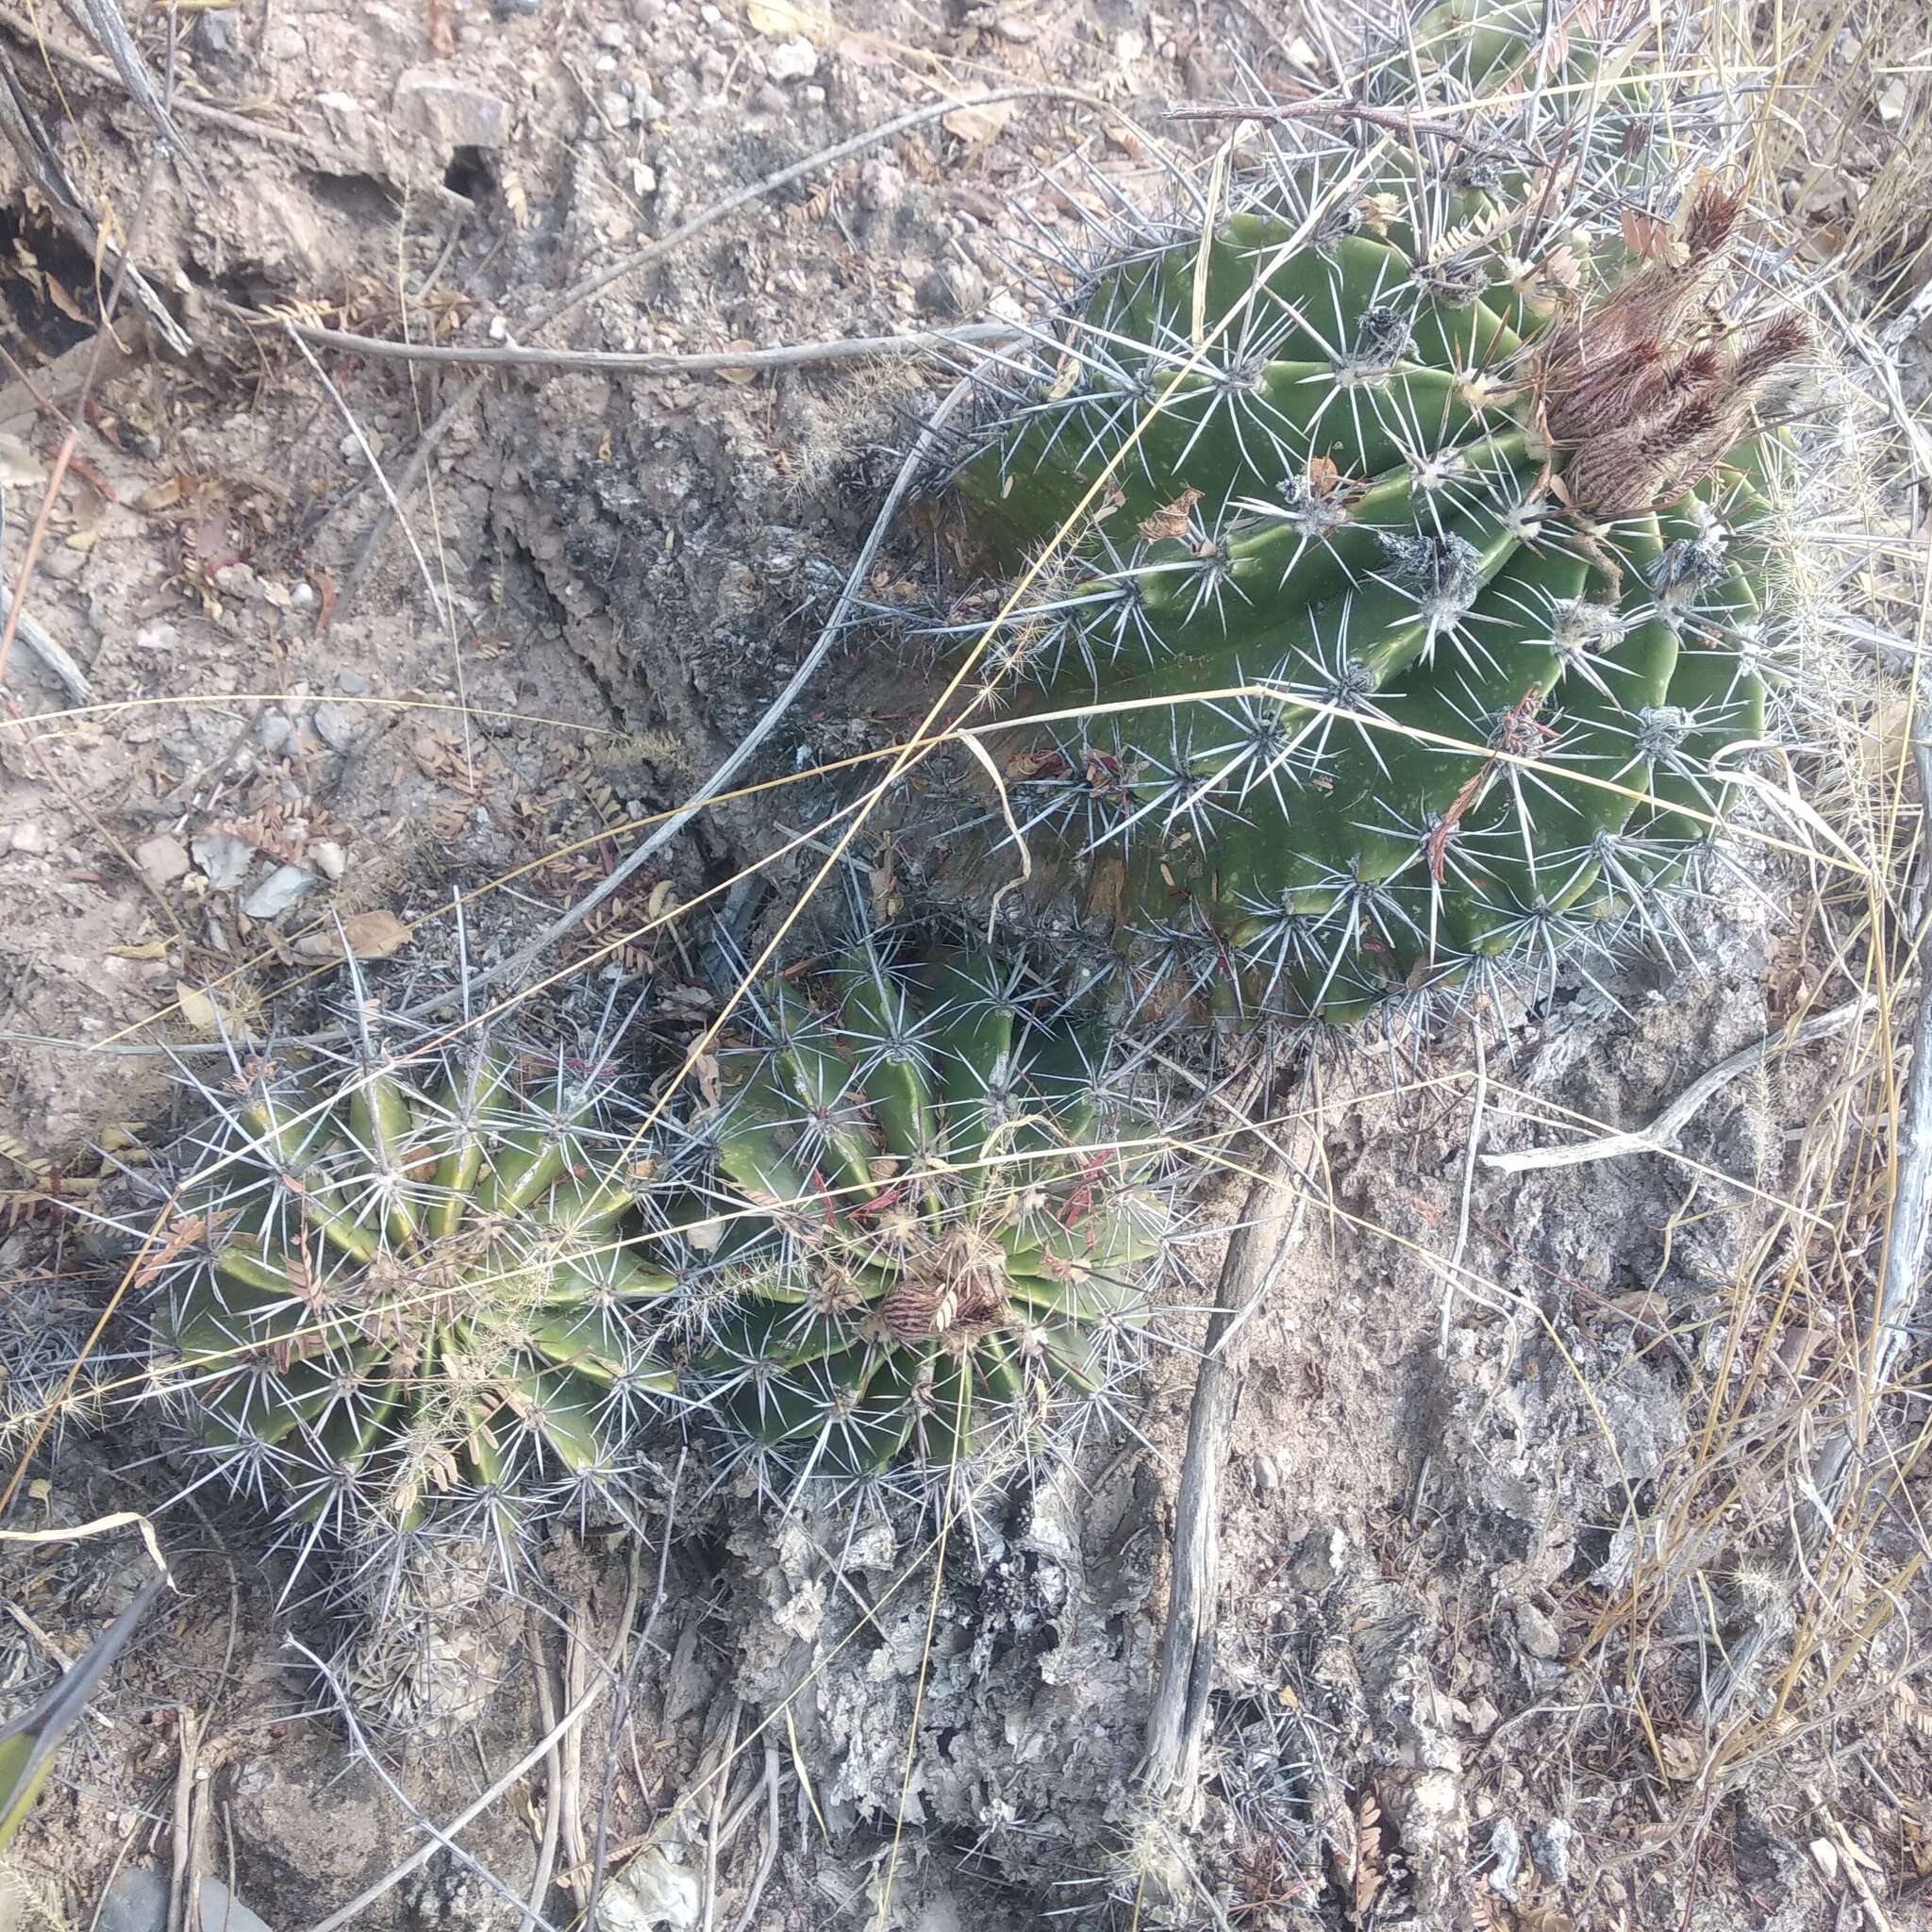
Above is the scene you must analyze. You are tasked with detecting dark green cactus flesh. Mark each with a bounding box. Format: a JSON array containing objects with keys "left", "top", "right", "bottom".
[
  {"left": 664, "top": 951, "right": 1168, "bottom": 1494},
  {"left": 155, "top": 1027, "right": 674, "bottom": 1553},
  {"left": 927, "top": 1, "right": 1806, "bottom": 1025}
]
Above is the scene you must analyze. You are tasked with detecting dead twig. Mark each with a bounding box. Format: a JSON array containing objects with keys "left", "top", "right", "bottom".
[
  {"left": 166, "top": 1707, "right": 198, "bottom": 1932},
  {"left": 488, "top": 372, "right": 977, "bottom": 994},
  {"left": 724, "top": 1750, "right": 781, "bottom": 1932},
  {"left": 1141, "top": 1137, "right": 1302, "bottom": 1806},
  {"left": 582, "top": 1454, "right": 683, "bottom": 1932},
  {"left": 1480, "top": 998, "right": 1876, "bottom": 1174},
  {"left": 338, "top": 81, "right": 1129, "bottom": 609},
  {"left": 525, "top": 1622, "right": 565, "bottom": 1932},
  {"left": 699, "top": 1703, "right": 744, "bottom": 1932},
  {"left": 291, "top": 1635, "right": 567, "bottom": 1932},
  {"left": 259, "top": 316, "right": 1018, "bottom": 375}
]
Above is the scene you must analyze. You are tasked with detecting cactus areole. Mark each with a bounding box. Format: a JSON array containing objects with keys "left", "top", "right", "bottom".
[{"left": 941, "top": 5, "right": 1805, "bottom": 1025}]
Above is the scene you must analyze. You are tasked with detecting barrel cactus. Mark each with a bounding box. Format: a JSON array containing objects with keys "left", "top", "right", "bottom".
[
  {"left": 658, "top": 948, "right": 1169, "bottom": 1499},
  {"left": 148, "top": 1003, "right": 675, "bottom": 1574},
  {"left": 908, "top": 0, "right": 1807, "bottom": 1026}
]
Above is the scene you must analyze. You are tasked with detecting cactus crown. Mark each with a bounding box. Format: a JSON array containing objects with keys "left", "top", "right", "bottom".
[
  {"left": 658, "top": 948, "right": 1169, "bottom": 1500},
  {"left": 915, "top": 0, "right": 1806, "bottom": 1025},
  {"left": 150, "top": 997, "right": 674, "bottom": 1569}
]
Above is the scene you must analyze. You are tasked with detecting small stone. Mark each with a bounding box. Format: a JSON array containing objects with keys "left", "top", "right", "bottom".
[
  {"left": 1486, "top": 1818, "right": 1523, "bottom": 1895},
  {"left": 98, "top": 1872, "right": 275, "bottom": 1932},
  {"left": 1512, "top": 1600, "right": 1563, "bottom": 1659},
  {"left": 334, "top": 668, "right": 371, "bottom": 695},
  {"left": 240, "top": 864, "right": 318, "bottom": 921},
  {"left": 630, "top": 158, "right": 658, "bottom": 195},
  {"left": 858, "top": 158, "right": 904, "bottom": 214},
  {"left": 599, "top": 91, "right": 632, "bottom": 127},
  {"left": 1251, "top": 1453, "right": 1277, "bottom": 1497},
  {"left": 191, "top": 9, "right": 242, "bottom": 60},
  {"left": 134, "top": 834, "right": 191, "bottom": 886},
  {"left": 1531, "top": 1816, "right": 1576, "bottom": 1888},
  {"left": 311, "top": 703, "right": 363, "bottom": 751},
  {"left": 764, "top": 35, "right": 817, "bottom": 81},
  {"left": 394, "top": 70, "right": 515, "bottom": 149},
  {"left": 133, "top": 621, "right": 180, "bottom": 653},
  {"left": 212, "top": 561, "right": 259, "bottom": 599},
  {"left": 752, "top": 81, "right": 786, "bottom": 115},
  {"left": 289, "top": 582, "right": 317, "bottom": 610},
  {"left": 596, "top": 20, "right": 626, "bottom": 43},
  {"left": 594, "top": 52, "right": 618, "bottom": 73},
  {"left": 915, "top": 259, "right": 986, "bottom": 319},
  {"left": 310, "top": 840, "right": 347, "bottom": 881},
  {"left": 257, "top": 710, "right": 292, "bottom": 755},
  {"left": 262, "top": 23, "right": 306, "bottom": 58},
  {"left": 98, "top": 1867, "right": 167, "bottom": 1932},
  {"left": 492, "top": 0, "right": 540, "bottom": 15},
  {"left": 191, "top": 831, "right": 255, "bottom": 891},
  {"left": 802, "top": 83, "right": 824, "bottom": 105},
  {"left": 7, "top": 822, "right": 49, "bottom": 856}
]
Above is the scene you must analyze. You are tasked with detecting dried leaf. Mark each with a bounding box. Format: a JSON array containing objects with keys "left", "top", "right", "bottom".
[
  {"left": 175, "top": 982, "right": 220, "bottom": 1035},
  {"left": 309, "top": 570, "right": 338, "bottom": 631},
  {"left": 1354, "top": 1789, "right": 1385, "bottom": 1913},
  {"left": 1654, "top": 1729, "right": 1705, "bottom": 1781},
  {"left": 1003, "top": 746, "right": 1071, "bottom": 783},
  {"left": 292, "top": 909, "right": 410, "bottom": 962},
  {"left": 0, "top": 433, "right": 42, "bottom": 489},
  {"left": 1620, "top": 206, "right": 1682, "bottom": 267},
  {"left": 942, "top": 98, "right": 1015, "bottom": 145},
  {"left": 134, "top": 474, "right": 192, "bottom": 513},
  {"left": 747, "top": 0, "right": 824, "bottom": 37},
  {"left": 1138, "top": 487, "right": 1203, "bottom": 542},
  {"left": 43, "top": 275, "right": 87, "bottom": 325},
  {"left": 691, "top": 1051, "right": 721, "bottom": 1107}
]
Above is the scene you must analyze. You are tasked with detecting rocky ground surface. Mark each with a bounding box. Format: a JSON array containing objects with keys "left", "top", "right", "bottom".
[{"left": 0, "top": 1, "right": 1927, "bottom": 1929}]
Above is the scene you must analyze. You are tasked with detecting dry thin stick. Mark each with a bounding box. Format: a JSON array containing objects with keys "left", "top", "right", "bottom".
[
  {"left": 0, "top": 433, "right": 73, "bottom": 691},
  {"left": 558, "top": 1591, "right": 591, "bottom": 1878},
  {"left": 340, "top": 81, "right": 1115, "bottom": 605},
  {"left": 699, "top": 1703, "right": 744, "bottom": 1932},
  {"left": 525, "top": 1623, "right": 565, "bottom": 1932},
  {"left": 282, "top": 324, "right": 450, "bottom": 631},
  {"left": 291, "top": 1635, "right": 566, "bottom": 1932},
  {"left": 490, "top": 372, "right": 976, "bottom": 991},
  {"left": 1141, "top": 1139, "right": 1300, "bottom": 1804},
  {"left": 1807, "top": 1784, "right": 1894, "bottom": 1932},
  {"left": 582, "top": 1456, "right": 682, "bottom": 1932},
  {"left": 166, "top": 1707, "right": 198, "bottom": 1932},
  {"left": 0, "top": 3, "right": 376, "bottom": 156},
  {"left": 724, "top": 1750, "right": 781, "bottom": 1932},
  {"left": 263, "top": 316, "right": 1017, "bottom": 375},
  {"left": 1439, "top": 1015, "right": 1490, "bottom": 1348},
  {"left": 1480, "top": 998, "right": 1874, "bottom": 1174}
]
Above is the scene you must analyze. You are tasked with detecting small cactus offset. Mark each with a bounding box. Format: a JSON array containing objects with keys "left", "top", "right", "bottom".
[
  {"left": 149, "top": 1000, "right": 674, "bottom": 1573},
  {"left": 660, "top": 948, "right": 1169, "bottom": 1499},
  {"left": 918, "top": 0, "right": 1807, "bottom": 1026}
]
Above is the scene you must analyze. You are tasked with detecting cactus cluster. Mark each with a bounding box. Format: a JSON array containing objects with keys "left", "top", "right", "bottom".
[
  {"left": 149, "top": 997, "right": 675, "bottom": 1573},
  {"left": 906, "top": 0, "right": 1806, "bottom": 1025},
  {"left": 654, "top": 948, "right": 1171, "bottom": 1501},
  {"left": 0, "top": 1279, "right": 109, "bottom": 1461},
  {"left": 145, "top": 947, "right": 1171, "bottom": 1571}
]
